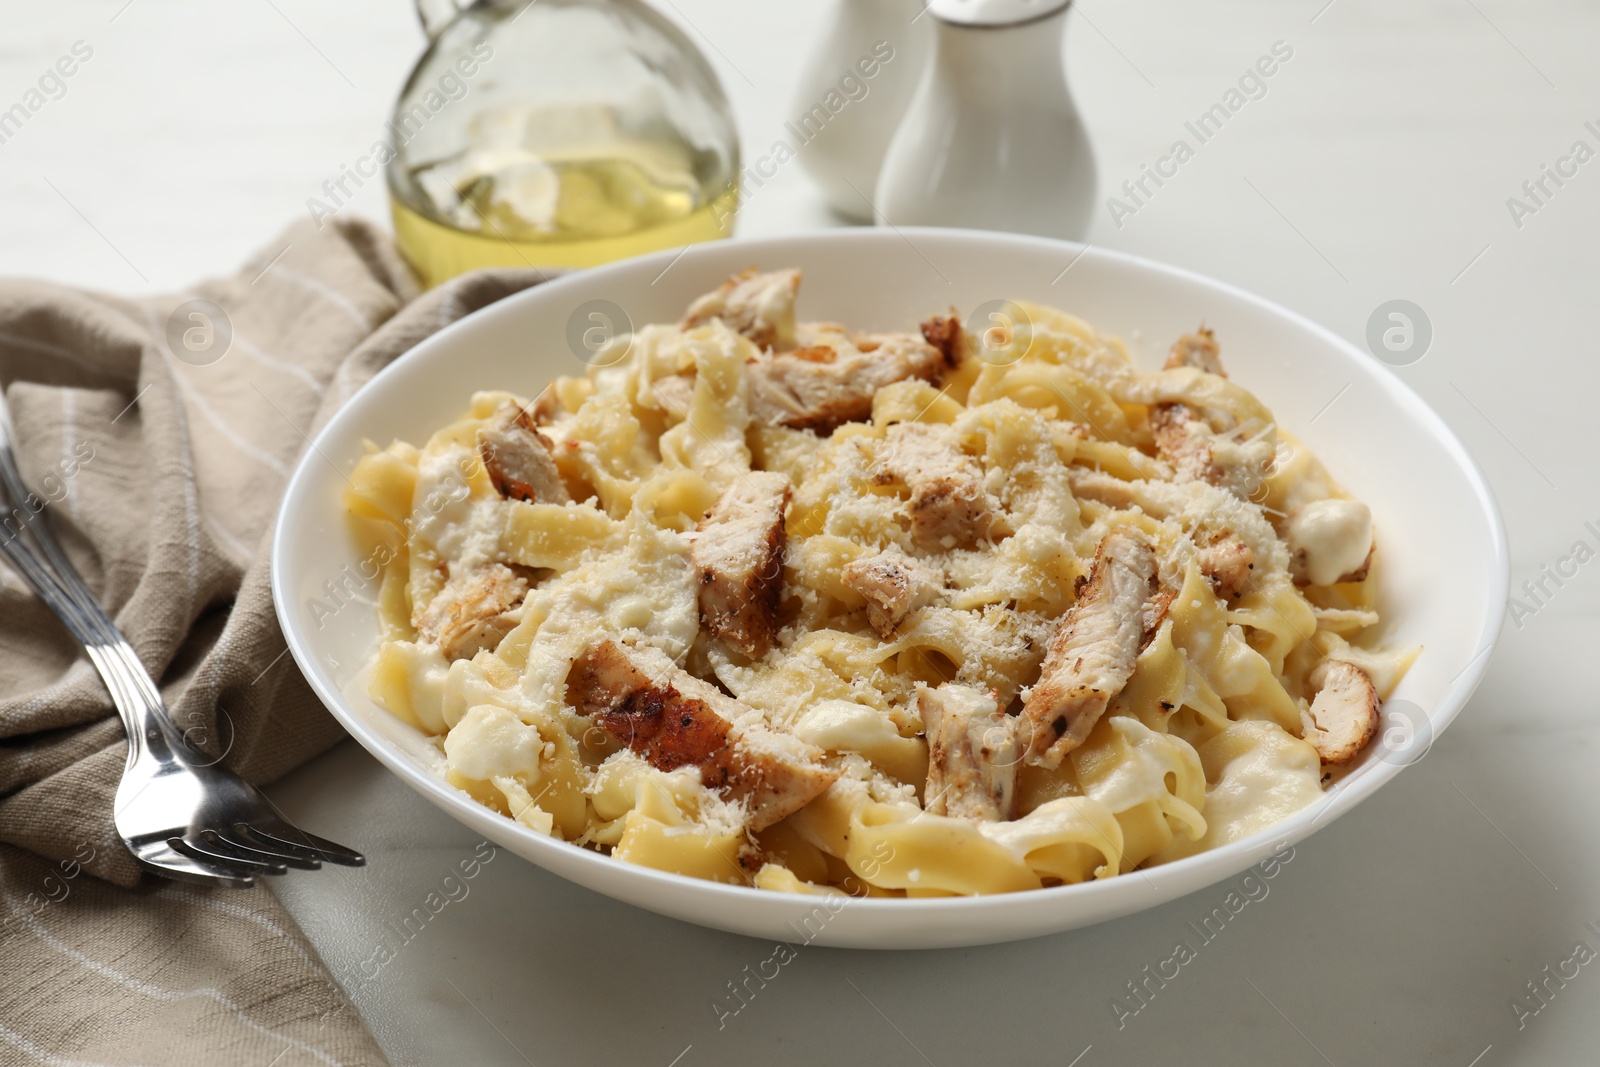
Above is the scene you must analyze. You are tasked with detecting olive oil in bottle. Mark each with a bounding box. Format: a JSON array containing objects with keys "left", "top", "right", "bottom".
[
  {"left": 384, "top": 0, "right": 741, "bottom": 288},
  {"left": 392, "top": 150, "right": 737, "bottom": 287}
]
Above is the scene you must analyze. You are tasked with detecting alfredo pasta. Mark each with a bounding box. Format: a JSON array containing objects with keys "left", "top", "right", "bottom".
[{"left": 343, "top": 268, "right": 1415, "bottom": 897}]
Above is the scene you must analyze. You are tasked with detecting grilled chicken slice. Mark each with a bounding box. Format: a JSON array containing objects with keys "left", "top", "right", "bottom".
[
  {"left": 1194, "top": 532, "right": 1256, "bottom": 601},
  {"left": 1148, "top": 404, "right": 1272, "bottom": 501},
  {"left": 746, "top": 324, "right": 958, "bottom": 434},
  {"left": 1164, "top": 326, "right": 1226, "bottom": 376},
  {"left": 874, "top": 422, "right": 995, "bottom": 551},
  {"left": 1022, "top": 528, "right": 1166, "bottom": 768},
  {"left": 692, "top": 472, "right": 792, "bottom": 658},
  {"left": 478, "top": 402, "right": 570, "bottom": 504},
  {"left": 566, "top": 640, "right": 838, "bottom": 830},
  {"left": 1149, "top": 327, "right": 1272, "bottom": 500},
  {"left": 1302, "top": 659, "right": 1380, "bottom": 764},
  {"left": 920, "top": 685, "right": 1020, "bottom": 821},
  {"left": 680, "top": 268, "right": 800, "bottom": 352},
  {"left": 842, "top": 545, "right": 944, "bottom": 639},
  {"left": 416, "top": 564, "right": 530, "bottom": 661},
  {"left": 1285, "top": 498, "right": 1373, "bottom": 586},
  {"left": 919, "top": 312, "right": 968, "bottom": 367}
]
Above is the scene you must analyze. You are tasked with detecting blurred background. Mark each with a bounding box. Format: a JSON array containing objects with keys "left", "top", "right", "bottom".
[{"left": 5, "top": 2, "right": 1600, "bottom": 1064}]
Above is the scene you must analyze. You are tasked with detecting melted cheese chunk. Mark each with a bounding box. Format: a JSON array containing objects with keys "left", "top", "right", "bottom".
[{"left": 1285, "top": 498, "right": 1373, "bottom": 586}]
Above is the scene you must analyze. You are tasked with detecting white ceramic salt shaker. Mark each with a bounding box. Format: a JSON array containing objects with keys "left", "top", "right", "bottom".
[
  {"left": 874, "top": 0, "right": 1095, "bottom": 239},
  {"left": 790, "top": 0, "right": 931, "bottom": 222}
]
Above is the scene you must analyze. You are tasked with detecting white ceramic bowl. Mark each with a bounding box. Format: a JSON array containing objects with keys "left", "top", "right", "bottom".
[{"left": 271, "top": 229, "right": 1507, "bottom": 949}]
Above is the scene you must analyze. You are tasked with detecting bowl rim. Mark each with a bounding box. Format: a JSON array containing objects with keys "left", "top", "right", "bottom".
[{"left": 270, "top": 226, "right": 1509, "bottom": 918}]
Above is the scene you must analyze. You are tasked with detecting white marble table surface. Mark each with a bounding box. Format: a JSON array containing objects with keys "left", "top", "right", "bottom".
[{"left": 5, "top": 1, "right": 1599, "bottom": 1064}]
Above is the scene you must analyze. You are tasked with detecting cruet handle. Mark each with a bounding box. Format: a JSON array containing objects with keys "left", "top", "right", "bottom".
[{"left": 416, "top": 0, "right": 473, "bottom": 39}]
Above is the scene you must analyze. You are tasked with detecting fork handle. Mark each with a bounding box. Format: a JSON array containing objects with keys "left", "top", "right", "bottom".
[
  {"left": 0, "top": 527, "right": 178, "bottom": 769},
  {"left": 0, "top": 393, "right": 182, "bottom": 764},
  {"left": 0, "top": 397, "right": 170, "bottom": 711}
]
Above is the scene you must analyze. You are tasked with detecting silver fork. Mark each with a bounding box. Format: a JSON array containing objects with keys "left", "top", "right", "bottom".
[{"left": 0, "top": 394, "right": 362, "bottom": 888}]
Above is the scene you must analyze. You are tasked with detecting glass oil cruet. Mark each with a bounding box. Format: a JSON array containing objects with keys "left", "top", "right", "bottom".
[{"left": 388, "top": 0, "right": 742, "bottom": 287}]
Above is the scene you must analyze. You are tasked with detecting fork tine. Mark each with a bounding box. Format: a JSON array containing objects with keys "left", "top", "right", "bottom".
[
  {"left": 213, "top": 826, "right": 321, "bottom": 870},
  {"left": 135, "top": 842, "right": 256, "bottom": 889},
  {"left": 174, "top": 833, "right": 288, "bottom": 876},
  {"left": 165, "top": 838, "right": 267, "bottom": 884},
  {"left": 240, "top": 822, "right": 365, "bottom": 867}
]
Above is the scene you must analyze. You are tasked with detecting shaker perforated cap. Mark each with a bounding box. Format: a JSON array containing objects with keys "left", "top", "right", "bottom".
[{"left": 927, "top": 0, "right": 1072, "bottom": 27}]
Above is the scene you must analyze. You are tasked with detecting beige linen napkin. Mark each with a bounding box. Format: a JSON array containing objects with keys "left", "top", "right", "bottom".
[{"left": 0, "top": 218, "right": 553, "bottom": 1065}]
